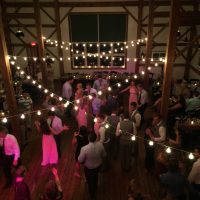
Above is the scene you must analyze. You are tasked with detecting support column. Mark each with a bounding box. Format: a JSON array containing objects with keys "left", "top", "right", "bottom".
[
  {"left": 34, "top": 0, "right": 48, "bottom": 86},
  {"left": 135, "top": 0, "right": 143, "bottom": 74},
  {"left": 160, "top": 0, "right": 180, "bottom": 119},
  {"left": 55, "top": 0, "right": 64, "bottom": 76},
  {"left": 144, "top": 0, "right": 154, "bottom": 89},
  {"left": 0, "top": 8, "right": 20, "bottom": 140}
]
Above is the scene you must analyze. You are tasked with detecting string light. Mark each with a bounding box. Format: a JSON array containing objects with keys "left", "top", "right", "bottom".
[
  {"left": 98, "top": 91, "right": 102, "bottom": 96},
  {"left": 94, "top": 118, "right": 98, "bottom": 123},
  {"left": 76, "top": 99, "right": 80, "bottom": 104},
  {"left": 37, "top": 111, "right": 41, "bottom": 116},
  {"left": 125, "top": 79, "right": 129, "bottom": 83},
  {"left": 74, "top": 106, "right": 78, "bottom": 111},
  {"left": 105, "top": 124, "right": 109, "bottom": 129},
  {"left": 2, "top": 117, "right": 7, "bottom": 123},
  {"left": 188, "top": 153, "right": 194, "bottom": 160},
  {"left": 166, "top": 147, "right": 171, "bottom": 154},
  {"left": 88, "top": 95, "right": 93, "bottom": 100},
  {"left": 149, "top": 141, "right": 154, "bottom": 146},
  {"left": 44, "top": 89, "right": 48, "bottom": 93},
  {"left": 51, "top": 107, "right": 55, "bottom": 111},
  {"left": 117, "top": 83, "right": 121, "bottom": 87},
  {"left": 32, "top": 80, "right": 36, "bottom": 85},
  {"left": 59, "top": 97, "right": 63, "bottom": 101},
  {"left": 20, "top": 114, "right": 25, "bottom": 119},
  {"left": 50, "top": 93, "right": 54, "bottom": 97},
  {"left": 131, "top": 135, "right": 136, "bottom": 141},
  {"left": 108, "top": 87, "right": 112, "bottom": 91}
]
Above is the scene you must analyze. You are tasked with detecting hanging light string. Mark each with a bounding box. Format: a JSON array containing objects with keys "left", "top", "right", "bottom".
[
  {"left": 1, "top": 66, "right": 196, "bottom": 161},
  {"left": 1, "top": 64, "right": 137, "bottom": 122},
  {"left": 7, "top": 54, "right": 166, "bottom": 66},
  {"left": 42, "top": 36, "right": 148, "bottom": 47}
]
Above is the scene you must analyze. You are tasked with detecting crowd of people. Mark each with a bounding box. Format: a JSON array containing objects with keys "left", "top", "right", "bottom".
[{"left": 0, "top": 73, "right": 200, "bottom": 200}]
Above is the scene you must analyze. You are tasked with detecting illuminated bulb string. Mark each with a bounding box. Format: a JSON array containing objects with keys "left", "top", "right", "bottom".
[{"left": 1, "top": 66, "right": 196, "bottom": 160}]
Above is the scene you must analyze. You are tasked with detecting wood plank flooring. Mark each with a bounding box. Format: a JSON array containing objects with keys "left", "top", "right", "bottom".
[{"left": 0, "top": 116, "right": 160, "bottom": 200}]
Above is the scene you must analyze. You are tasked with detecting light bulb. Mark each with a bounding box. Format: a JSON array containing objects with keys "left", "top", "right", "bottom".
[
  {"left": 27, "top": 76, "right": 31, "bottom": 80},
  {"left": 148, "top": 67, "right": 151, "bottom": 71},
  {"left": 44, "top": 89, "right": 48, "bottom": 93},
  {"left": 74, "top": 106, "right": 78, "bottom": 111},
  {"left": 108, "top": 87, "right": 112, "bottom": 91},
  {"left": 191, "top": 120, "right": 194, "bottom": 125},
  {"left": 105, "top": 124, "right": 109, "bottom": 129},
  {"left": 16, "top": 66, "right": 20, "bottom": 70},
  {"left": 24, "top": 57, "right": 27, "bottom": 61},
  {"left": 131, "top": 135, "right": 136, "bottom": 141},
  {"left": 2, "top": 117, "right": 7, "bottom": 123},
  {"left": 20, "top": 114, "right": 25, "bottom": 119},
  {"left": 117, "top": 83, "right": 121, "bottom": 87},
  {"left": 88, "top": 95, "right": 92, "bottom": 100},
  {"left": 149, "top": 141, "right": 154, "bottom": 146},
  {"left": 98, "top": 91, "right": 102, "bottom": 96},
  {"left": 37, "top": 111, "right": 41, "bottom": 115},
  {"left": 32, "top": 80, "right": 36, "bottom": 84},
  {"left": 134, "top": 75, "right": 138, "bottom": 79},
  {"left": 76, "top": 99, "right": 80, "bottom": 104},
  {"left": 94, "top": 118, "right": 97, "bottom": 123},
  {"left": 125, "top": 79, "right": 129, "bottom": 83},
  {"left": 50, "top": 93, "right": 54, "bottom": 97},
  {"left": 51, "top": 107, "right": 55, "bottom": 111},
  {"left": 155, "top": 63, "right": 158, "bottom": 67},
  {"left": 188, "top": 153, "right": 194, "bottom": 160},
  {"left": 166, "top": 147, "right": 171, "bottom": 154},
  {"left": 59, "top": 97, "right": 63, "bottom": 101},
  {"left": 141, "top": 71, "right": 145, "bottom": 75},
  {"left": 38, "top": 85, "right": 42, "bottom": 89}
]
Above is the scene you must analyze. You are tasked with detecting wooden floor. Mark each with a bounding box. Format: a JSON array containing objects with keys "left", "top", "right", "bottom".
[{"left": 0, "top": 112, "right": 161, "bottom": 200}]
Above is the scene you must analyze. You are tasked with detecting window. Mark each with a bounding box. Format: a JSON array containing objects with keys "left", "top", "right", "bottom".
[{"left": 69, "top": 13, "right": 128, "bottom": 69}]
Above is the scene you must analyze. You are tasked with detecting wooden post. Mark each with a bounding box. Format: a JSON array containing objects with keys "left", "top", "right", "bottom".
[
  {"left": 34, "top": 0, "right": 48, "bottom": 86},
  {"left": 0, "top": 8, "right": 21, "bottom": 140},
  {"left": 144, "top": 0, "right": 154, "bottom": 89},
  {"left": 135, "top": 0, "right": 143, "bottom": 74},
  {"left": 160, "top": 0, "right": 180, "bottom": 119},
  {"left": 55, "top": 0, "right": 64, "bottom": 76}
]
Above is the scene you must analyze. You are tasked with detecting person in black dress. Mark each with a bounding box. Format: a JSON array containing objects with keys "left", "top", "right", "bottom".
[{"left": 72, "top": 126, "right": 89, "bottom": 178}]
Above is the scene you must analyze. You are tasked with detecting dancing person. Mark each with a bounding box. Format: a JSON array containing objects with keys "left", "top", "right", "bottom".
[
  {"left": 78, "top": 133, "right": 106, "bottom": 200},
  {"left": 62, "top": 76, "right": 74, "bottom": 118},
  {"left": 120, "top": 80, "right": 138, "bottom": 111},
  {"left": 35, "top": 118, "right": 58, "bottom": 166},
  {"left": 129, "top": 102, "right": 141, "bottom": 129},
  {"left": 48, "top": 111, "right": 69, "bottom": 158},
  {"left": 137, "top": 83, "right": 148, "bottom": 118},
  {"left": 75, "top": 83, "right": 83, "bottom": 101},
  {"left": 116, "top": 111, "right": 137, "bottom": 171},
  {"left": 76, "top": 99, "right": 87, "bottom": 128},
  {"left": 72, "top": 126, "right": 88, "bottom": 178},
  {"left": 0, "top": 126, "right": 20, "bottom": 188}
]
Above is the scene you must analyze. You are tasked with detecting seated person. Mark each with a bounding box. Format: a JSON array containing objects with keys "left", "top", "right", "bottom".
[{"left": 185, "top": 91, "right": 200, "bottom": 113}]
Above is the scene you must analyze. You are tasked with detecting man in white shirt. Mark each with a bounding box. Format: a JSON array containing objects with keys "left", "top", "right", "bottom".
[
  {"left": 62, "top": 77, "right": 74, "bottom": 118},
  {"left": 0, "top": 126, "right": 20, "bottom": 188},
  {"left": 48, "top": 111, "right": 68, "bottom": 158},
  {"left": 78, "top": 133, "right": 106, "bottom": 200},
  {"left": 188, "top": 146, "right": 200, "bottom": 194},
  {"left": 93, "top": 74, "right": 108, "bottom": 91},
  {"left": 85, "top": 83, "right": 97, "bottom": 96},
  {"left": 62, "top": 77, "right": 74, "bottom": 101},
  {"left": 137, "top": 83, "right": 148, "bottom": 117}
]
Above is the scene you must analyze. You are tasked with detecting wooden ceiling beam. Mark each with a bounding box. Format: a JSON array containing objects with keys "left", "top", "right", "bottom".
[
  {"left": 4, "top": 1, "right": 196, "bottom": 7},
  {"left": 9, "top": 24, "right": 56, "bottom": 28},
  {"left": 6, "top": 13, "right": 35, "bottom": 19},
  {"left": 153, "top": 11, "right": 169, "bottom": 18}
]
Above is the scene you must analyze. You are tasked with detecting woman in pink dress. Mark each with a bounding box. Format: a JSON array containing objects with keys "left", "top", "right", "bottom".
[
  {"left": 76, "top": 99, "right": 87, "bottom": 128},
  {"left": 75, "top": 83, "right": 83, "bottom": 101},
  {"left": 120, "top": 80, "right": 138, "bottom": 111},
  {"left": 35, "top": 118, "right": 58, "bottom": 166}
]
